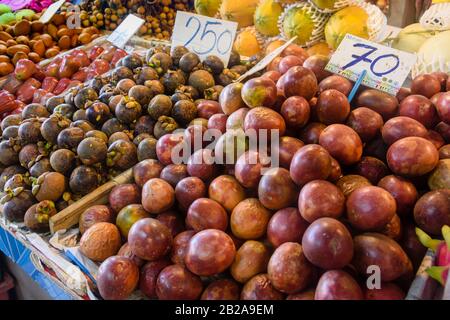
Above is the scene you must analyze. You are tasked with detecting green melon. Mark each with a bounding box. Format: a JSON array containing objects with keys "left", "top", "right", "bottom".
[
  {"left": 195, "top": 0, "right": 221, "bottom": 17},
  {"left": 281, "top": 6, "right": 316, "bottom": 46},
  {"left": 254, "top": 0, "right": 283, "bottom": 37},
  {"left": 392, "top": 23, "right": 438, "bottom": 53}
]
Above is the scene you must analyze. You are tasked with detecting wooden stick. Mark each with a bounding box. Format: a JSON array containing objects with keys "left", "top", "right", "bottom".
[{"left": 49, "top": 169, "right": 133, "bottom": 234}]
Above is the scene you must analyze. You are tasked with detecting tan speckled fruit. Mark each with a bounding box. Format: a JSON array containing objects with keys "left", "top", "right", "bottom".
[{"left": 80, "top": 222, "right": 121, "bottom": 262}]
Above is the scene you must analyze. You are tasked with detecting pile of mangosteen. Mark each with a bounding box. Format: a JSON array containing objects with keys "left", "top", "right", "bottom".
[{"left": 0, "top": 45, "right": 250, "bottom": 233}]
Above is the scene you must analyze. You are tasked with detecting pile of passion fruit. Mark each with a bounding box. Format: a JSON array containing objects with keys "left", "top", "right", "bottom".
[
  {"left": 0, "top": 45, "right": 251, "bottom": 232},
  {"left": 69, "top": 46, "right": 450, "bottom": 300}
]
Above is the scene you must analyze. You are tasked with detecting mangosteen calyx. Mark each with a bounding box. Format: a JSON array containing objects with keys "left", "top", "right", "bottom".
[{"left": 0, "top": 187, "right": 25, "bottom": 204}]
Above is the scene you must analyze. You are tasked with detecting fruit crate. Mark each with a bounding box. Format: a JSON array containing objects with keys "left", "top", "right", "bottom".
[{"left": 406, "top": 249, "right": 450, "bottom": 300}]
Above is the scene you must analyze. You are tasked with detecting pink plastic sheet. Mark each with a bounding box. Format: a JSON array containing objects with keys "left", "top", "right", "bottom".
[{"left": 0, "top": 0, "right": 53, "bottom": 12}]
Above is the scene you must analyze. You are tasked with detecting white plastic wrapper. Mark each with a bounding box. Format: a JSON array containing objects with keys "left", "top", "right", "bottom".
[
  {"left": 420, "top": 3, "right": 450, "bottom": 31},
  {"left": 412, "top": 30, "right": 450, "bottom": 77}
]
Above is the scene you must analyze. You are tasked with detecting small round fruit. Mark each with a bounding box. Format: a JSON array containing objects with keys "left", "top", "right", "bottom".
[
  {"left": 241, "top": 77, "right": 277, "bottom": 108},
  {"left": 258, "top": 167, "right": 298, "bottom": 210},
  {"left": 208, "top": 175, "right": 245, "bottom": 212},
  {"left": 353, "top": 233, "right": 412, "bottom": 282},
  {"left": 381, "top": 116, "right": 428, "bottom": 145},
  {"left": 185, "top": 229, "right": 236, "bottom": 276},
  {"left": 267, "top": 208, "right": 308, "bottom": 248},
  {"left": 231, "top": 198, "right": 271, "bottom": 240},
  {"left": 186, "top": 198, "right": 228, "bottom": 231},
  {"left": 235, "top": 150, "right": 269, "bottom": 188},
  {"left": 97, "top": 256, "right": 139, "bottom": 300},
  {"left": 201, "top": 279, "right": 240, "bottom": 300},
  {"left": 133, "top": 159, "right": 164, "bottom": 188},
  {"left": 139, "top": 259, "right": 171, "bottom": 299},
  {"left": 411, "top": 74, "right": 441, "bottom": 98},
  {"left": 109, "top": 184, "right": 140, "bottom": 213},
  {"left": 267, "top": 242, "right": 314, "bottom": 294},
  {"left": 316, "top": 89, "right": 350, "bottom": 124},
  {"left": 298, "top": 180, "right": 345, "bottom": 223},
  {"left": 230, "top": 240, "right": 270, "bottom": 283},
  {"left": 414, "top": 190, "right": 450, "bottom": 235},
  {"left": 276, "top": 136, "right": 304, "bottom": 169},
  {"left": 79, "top": 205, "right": 114, "bottom": 235},
  {"left": 244, "top": 106, "right": 286, "bottom": 137},
  {"left": 175, "top": 177, "right": 206, "bottom": 212},
  {"left": 319, "top": 124, "right": 363, "bottom": 166},
  {"left": 378, "top": 175, "right": 418, "bottom": 216},
  {"left": 302, "top": 218, "right": 353, "bottom": 269},
  {"left": 240, "top": 274, "right": 284, "bottom": 300},
  {"left": 142, "top": 178, "right": 175, "bottom": 214},
  {"left": 290, "top": 145, "right": 331, "bottom": 186},
  {"left": 116, "top": 204, "right": 150, "bottom": 238},
  {"left": 387, "top": 137, "right": 439, "bottom": 177},
  {"left": 336, "top": 175, "right": 372, "bottom": 197},
  {"left": 280, "top": 66, "right": 318, "bottom": 100},
  {"left": 315, "top": 270, "right": 363, "bottom": 300},
  {"left": 347, "top": 186, "right": 396, "bottom": 231},
  {"left": 280, "top": 96, "right": 310, "bottom": 129},
  {"left": 156, "top": 265, "right": 203, "bottom": 300},
  {"left": 128, "top": 218, "right": 173, "bottom": 261},
  {"left": 346, "top": 107, "right": 384, "bottom": 142},
  {"left": 79, "top": 222, "right": 121, "bottom": 262},
  {"left": 171, "top": 230, "right": 195, "bottom": 266}
]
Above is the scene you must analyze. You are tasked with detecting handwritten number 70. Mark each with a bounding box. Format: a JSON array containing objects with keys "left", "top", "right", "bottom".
[{"left": 342, "top": 43, "right": 400, "bottom": 77}]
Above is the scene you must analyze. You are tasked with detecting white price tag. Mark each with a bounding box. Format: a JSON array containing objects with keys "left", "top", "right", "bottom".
[
  {"left": 326, "top": 34, "right": 416, "bottom": 95},
  {"left": 236, "top": 36, "right": 297, "bottom": 82},
  {"left": 171, "top": 11, "right": 238, "bottom": 67},
  {"left": 39, "top": 0, "right": 66, "bottom": 24},
  {"left": 107, "top": 14, "right": 145, "bottom": 49}
]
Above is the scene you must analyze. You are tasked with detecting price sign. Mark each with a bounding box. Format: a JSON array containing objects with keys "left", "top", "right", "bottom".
[
  {"left": 325, "top": 34, "right": 416, "bottom": 95},
  {"left": 236, "top": 36, "right": 297, "bottom": 82},
  {"left": 171, "top": 11, "right": 238, "bottom": 67},
  {"left": 107, "top": 14, "right": 145, "bottom": 49},
  {"left": 39, "top": 0, "right": 66, "bottom": 24}
]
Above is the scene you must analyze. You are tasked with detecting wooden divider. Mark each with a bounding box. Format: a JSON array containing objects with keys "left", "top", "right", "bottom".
[{"left": 49, "top": 169, "right": 133, "bottom": 234}]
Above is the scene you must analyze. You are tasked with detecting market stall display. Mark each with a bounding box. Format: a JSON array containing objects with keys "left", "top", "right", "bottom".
[{"left": 0, "top": 0, "right": 449, "bottom": 302}]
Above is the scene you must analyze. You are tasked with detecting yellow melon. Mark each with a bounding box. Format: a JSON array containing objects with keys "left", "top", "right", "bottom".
[
  {"left": 254, "top": 0, "right": 283, "bottom": 37},
  {"left": 281, "top": 6, "right": 317, "bottom": 46},
  {"left": 324, "top": 6, "right": 370, "bottom": 49},
  {"left": 233, "top": 29, "right": 262, "bottom": 57},
  {"left": 195, "top": 0, "right": 222, "bottom": 17},
  {"left": 220, "top": 0, "right": 260, "bottom": 29}
]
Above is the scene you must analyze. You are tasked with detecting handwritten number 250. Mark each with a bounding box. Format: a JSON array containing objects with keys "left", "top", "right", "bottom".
[
  {"left": 343, "top": 43, "right": 400, "bottom": 77},
  {"left": 184, "top": 17, "right": 232, "bottom": 55}
]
